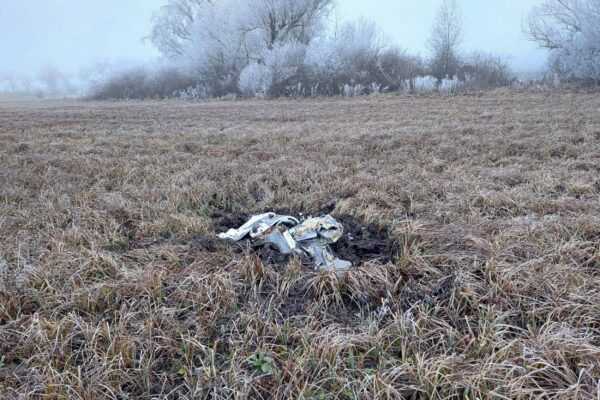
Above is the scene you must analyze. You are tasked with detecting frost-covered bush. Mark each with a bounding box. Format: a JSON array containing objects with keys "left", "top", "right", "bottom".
[
  {"left": 177, "top": 84, "right": 211, "bottom": 99},
  {"left": 239, "top": 42, "right": 307, "bottom": 96},
  {"left": 439, "top": 76, "right": 461, "bottom": 92},
  {"left": 264, "top": 42, "right": 308, "bottom": 96},
  {"left": 305, "top": 19, "right": 384, "bottom": 93},
  {"left": 178, "top": 0, "right": 248, "bottom": 96},
  {"left": 342, "top": 84, "right": 365, "bottom": 97},
  {"left": 378, "top": 48, "right": 425, "bottom": 91},
  {"left": 304, "top": 38, "right": 341, "bottom": 95},
  {"left": 370, "top": 82, "right": 384, "bottom": 95},
  {"left": 413, "top": 76, "right": 438, "bottom": 92},
  {"left": 240, "top": 18, "right": 421, "bottom": 97},
  {"left": 239, "top": 63, "right": 269, "bottom": 95},
  {"left": 462, "top": 52, "right": 514, "bottom": 90},
  {"left": 303, "top": 19, "right": 423, "bottom": 95}
]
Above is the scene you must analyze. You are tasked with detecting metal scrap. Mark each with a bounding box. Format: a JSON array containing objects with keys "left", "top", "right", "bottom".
[
  {"left": 218, "top": 213, "right": 299, "bottom": 241},
  {"left": 263, "top": 226, "right": 296, "bottom": 254},
  {"left": 289, "top": 215, "right": 343, "bottom": 243},
  {"left": 218, "top": 213, "right": 352, "bottom": 271},
  {"left": 300, "top": 239, "right": 352, "bottom": 271}
]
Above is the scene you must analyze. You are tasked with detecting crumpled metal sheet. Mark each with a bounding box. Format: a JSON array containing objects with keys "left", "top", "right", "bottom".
[
  {"left": 301, "top": 239, "right": 352, "bottom": 271},
  {"left": 289, "top": 215, "right": 343, "bottom": 244},
  {"left": 218, "top": 213, "right": 352, "bottom": 271},
  {"left": 263, "top": 227, "right": 296, "bottom": 254},
  {"left": 217, "top": 213, "right": 299, "bottom": 241}
]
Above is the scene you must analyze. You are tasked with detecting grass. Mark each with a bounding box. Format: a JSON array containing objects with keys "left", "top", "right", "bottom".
[{"left": 0, "top": 90, "right": 599, "bottom": 398}]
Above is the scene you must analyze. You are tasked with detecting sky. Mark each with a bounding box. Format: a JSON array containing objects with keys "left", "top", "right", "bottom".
[{"left": 0, "top": 0, "right": 547, "bottom": 77}]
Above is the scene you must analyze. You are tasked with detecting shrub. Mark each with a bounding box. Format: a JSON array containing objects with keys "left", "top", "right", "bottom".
[
  {"left": 239, "top": 42, "right": 308, "bottom": 97},
  {"left": 89, "top": 66, "right": 197, "bottom": 100},
  {"left": 462, "top": 52, "right": 515, "bottom": 90}
]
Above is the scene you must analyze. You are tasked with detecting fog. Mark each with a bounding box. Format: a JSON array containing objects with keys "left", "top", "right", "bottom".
[
  {"left": 0, "top": 0, "right": 164, "bottom": 76},
  {"left": 0, "top": 0, "right": 546, "bottom": 79}
]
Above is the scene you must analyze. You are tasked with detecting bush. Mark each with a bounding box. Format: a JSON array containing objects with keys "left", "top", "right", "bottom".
[
  {"left": 302, "top": 20, "right": 426, "bottom": 95},
  {"left": 412, "top": 76, "right": 438, "bottom": 92},
  {"left": 89, "top": 66, "right": 197, "bottom": 100},
  {"left": 462, "top": 52, "right": 515, "bottom": 90},
  {"left": 239, "top": 63, "right": 268, "bottom": 96},
  {"left": 377, "top": 48, "right": 425, "bottom": 91},
  {"left": 239, "top": 42, "right": 308, "bottom": 96}
]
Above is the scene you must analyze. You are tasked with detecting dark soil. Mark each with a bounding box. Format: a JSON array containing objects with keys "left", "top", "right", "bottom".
[
  {"left": 211, "top": 210, "right": 250, "bottom": 233},
  {"left": 331, "top": 214, "right": 400, "bottom": 265}
]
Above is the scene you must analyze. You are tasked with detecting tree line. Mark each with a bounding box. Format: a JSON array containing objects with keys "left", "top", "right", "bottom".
[{"left": 89, "top": 0, "right": 600, "bottom": 99}]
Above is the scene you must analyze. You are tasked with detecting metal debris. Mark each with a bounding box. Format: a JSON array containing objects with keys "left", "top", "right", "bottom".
[
  {"left": 218, "top": 213, "right": 299, "bottom": 241},
  {"left": 300, "top": 239, "right": 352, "bottom": 271},
  {"left": 289, "top": 215, "right": 343, "bottom": 243},
  {"left": 263, "top": 227, "right": 296, "bottom": 254},
  {"left": 218, "top": 213, "right": 352, "bottom": 271}
]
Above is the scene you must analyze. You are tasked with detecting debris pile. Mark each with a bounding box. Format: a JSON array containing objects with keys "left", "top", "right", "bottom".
[{"left": 218, "top": 212, "right": 352, "bottom": 271}]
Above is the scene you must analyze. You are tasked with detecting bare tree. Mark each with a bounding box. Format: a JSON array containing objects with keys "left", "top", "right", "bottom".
[
  {"left": 247, "top": 0, "right": 333, "bottom": 50},
  {"left": 525, "top": 0, "right": 581, "bottom": 51},
  {"left": 525, "top": 0, "right": 600, "bottom": 82},
  {"left": 150, "top": 0, "right": 332, "bottom": 59},
  {"left": 427, "top": 0, "right": 463, "bottom": 81}
]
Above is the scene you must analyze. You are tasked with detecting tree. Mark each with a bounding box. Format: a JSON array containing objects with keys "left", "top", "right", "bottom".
[
  {"left": 152, "top": 0, "right": 333, "bottom": 95},
  {"left": 149, "top": 0, "right": 209, "bottom": 58},
  {"left": 150, "top": 0, "right": 332, "bottom": 59},
  {"left": 427, "top": 0, "right": 463, "bottom": 82},
  {"left": 525, "top": 0, "right": 600, "bottom": 83},
  {"left": 246, "top": 0, "right": 333, "bottom": 50}
]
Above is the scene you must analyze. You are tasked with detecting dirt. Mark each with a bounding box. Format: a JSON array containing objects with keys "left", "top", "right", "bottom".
[
  {"left": 331, "top": 214, "right": 400, "bottom": 265},
  {"left": 211, "top": 210, "right": 250, "bottom": 233}
]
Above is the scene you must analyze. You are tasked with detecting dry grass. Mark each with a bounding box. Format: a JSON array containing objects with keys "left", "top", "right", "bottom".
[{"left": 1, "top": 90, "right": 600, "bottom": 399}]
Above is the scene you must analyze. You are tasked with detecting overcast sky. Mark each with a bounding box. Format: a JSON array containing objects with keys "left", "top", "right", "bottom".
[{"left": 0, "top": 0, "right": 547, "bottom": 77}]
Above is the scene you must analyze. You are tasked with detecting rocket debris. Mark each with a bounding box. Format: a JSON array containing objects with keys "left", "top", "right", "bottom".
[
  {"left": 218, "top": 213, "right": 352, "bottom": 271},
  {"left": 289, "top": 215, "right": 343, "bottom": 243},
  {"left": 218, "top": 213, "right": 299, "bottom": 241}
]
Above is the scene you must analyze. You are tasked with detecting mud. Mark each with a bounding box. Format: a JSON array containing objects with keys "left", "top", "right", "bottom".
[
  {"left": 331, "top": 215, "right": 399, "bottom": 265},
  {"left": 211, "top": 210, "right": 250, "bottom": 234}
]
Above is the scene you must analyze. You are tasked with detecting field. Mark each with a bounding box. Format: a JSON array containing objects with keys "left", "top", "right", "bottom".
[{"left": 1, "top": 90, "right": 600, "bottom": 399}]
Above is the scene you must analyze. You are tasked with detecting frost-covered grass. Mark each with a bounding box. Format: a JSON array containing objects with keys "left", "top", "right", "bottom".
[{"left": 1, "top": 90, "right": 599, "bottom": 398}]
